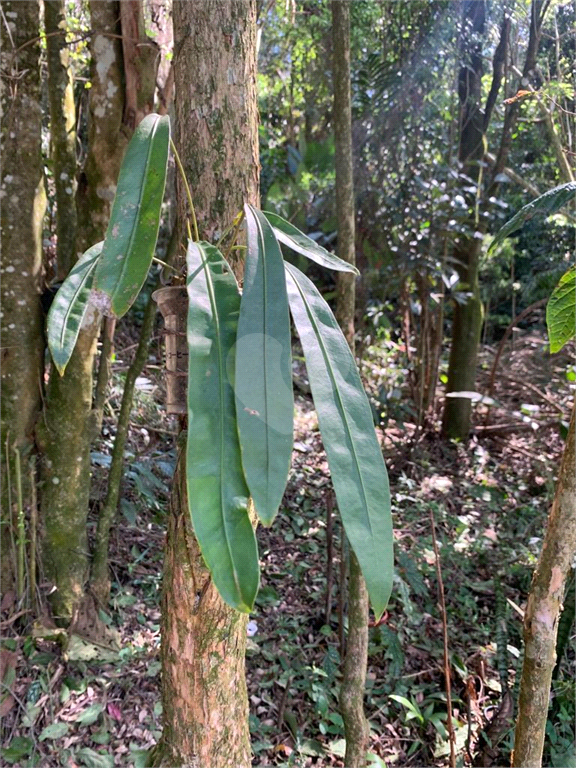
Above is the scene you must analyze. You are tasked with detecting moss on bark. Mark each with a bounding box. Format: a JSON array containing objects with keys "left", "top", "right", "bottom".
[{"left": 36, "top": 316, "right": 100, "bottom": 624}]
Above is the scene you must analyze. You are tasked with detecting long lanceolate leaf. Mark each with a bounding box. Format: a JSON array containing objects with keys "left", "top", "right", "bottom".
[
  {"left": 92, "top": 113, "right": 170, "bottom": 318},
  {"left": 47, "top": 242, "right": 103, "bottom": 375},
  {"left": 489, "top": 182, "right": 576, "bottom": 253},
  {"left": 236, "top": 205, "right": 293, "bottom": 526},
  {"left": 264, "top": 211, "right": 359, "bottom": 275},
  {"left": 186, "top": 241, "right": 259, "bottom": 612},
  {"left": 285, "top": 262, "right": 393, "bottom": 619}
]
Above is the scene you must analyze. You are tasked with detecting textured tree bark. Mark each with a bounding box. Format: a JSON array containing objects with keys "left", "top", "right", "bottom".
[
  {"left": 76, "top": 1, "right": 129, "bottom": 252},
  {"left": 45, "top": 0, "right": 78, "bottom": 279},
  {"left": 0, "top": 0, "right": 46, "bottom": 595},
  {"left": 332, "top": 3, "right": 370, "bottom": 767},
  {"left": 38, "top": 0, "right": 126, "bottom": 625},
  {"left": 152, "top": 452, "right": 254, "bottom": 767},
  {"left": 513, "top": 404, "right": 576, "bottom": 768},
  {"left": 36, "top": 319, "right": 100, "bottom": 623},
  {"left": 151, "top": 2, "right": 259, "bottom": 765}
]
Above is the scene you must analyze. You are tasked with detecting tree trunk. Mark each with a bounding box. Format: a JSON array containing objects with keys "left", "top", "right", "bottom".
[
  {"left": 152, "top": 451, "right": 253, "bottom": 767},
  {"left": 45, "top": 0, "right": 78, "bottom": 279},
  {"left": 513, "top": 403, "right": 576, "bottom": 768},
  {"left": 89, "top": 0, "right": 162, "bottom": 602},
  {"left": 443, "top": 0, "right": 549, "bottom": 439},
  {"left": 332, "top": 2, "right": 370, "bottom": 766},
  {"left": 38, "top": 0, "right": 126, "bottom": 625},
  {"left": 0, "top": 0, "right": 46, "bottom": 596},
  {"left": 441, "top": 0, "right": 486, "bottom": 440},
  {"left": 76, "top": 1, "right": 129, "bottom": 252},
  {"left": 151, "top": 2, "right": 259, "bottom": 765},
  {"left": 36, "top": 318, "right": 100, "bottom": 623}
]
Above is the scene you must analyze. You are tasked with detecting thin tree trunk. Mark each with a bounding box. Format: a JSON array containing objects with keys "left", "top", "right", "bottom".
[
  {"left": 38, "top": 0, "right": 126, "bottom": 625},
  {"left": 151, "top": 2, "right": 259, "bottom": 765},
  {"left": 0, "top": 0, "right": 46, "bottom": 596},
  {"left": 513, "top": 403, "right": 576, "bottom": 767},
  {"left": 332, "top": 3, "right": 370, "bottom": 766},
  {"left": 90, "top": 292, "right": 158, "bottom": 605},
  {"left": 441, "top": 0, "right": 487, "bottom": 440},
  {"left": 442, "top": 0, "right": 551, "bottom": 439},
  {"left": 45, "top": 0, "right": 78, "bottom": 279}
]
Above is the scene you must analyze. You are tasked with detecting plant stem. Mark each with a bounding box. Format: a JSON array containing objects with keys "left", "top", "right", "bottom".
[
  {"left": 29, "top": 457, "right": 37, "bottom": 613},
  {"left": 90, "top": 287, "right": 159, "bottom": 605},
  {"left": 430, "top": 505, "right": 456, "bottom": 768},
  {"left": 14, "top": 448, "right": 25, "bottom": 601},
  {"left": 170, "top": 137, "right": 198, "bottom": 242}
]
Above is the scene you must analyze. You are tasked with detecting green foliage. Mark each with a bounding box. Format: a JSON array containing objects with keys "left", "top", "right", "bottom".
[
  {"left": 235, "top": 206, "right": 293, "bottom": 526},
  {"left": 186, "top": 241, "right": 260, "bottom": 612},
  {"left": 285, "top": 264, "right": 393, "bottom": 620},
  {"left": 92, "top": 114, "right": 170, "bottom": 318},
  {"left": 547, "top": 267, "right": 576, "bottom": 353},
  {"left": 47, "top": 242, "right": 102, "bottom": 375},
  {"left": 46, "top": 114, "right": 394, "bottom": 616},
  {"left": 489, "top": 183, "right": 576, "bottom": 254}
]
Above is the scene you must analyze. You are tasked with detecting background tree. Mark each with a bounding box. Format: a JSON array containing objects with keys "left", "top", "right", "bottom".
[
  {"left": 332, "top": 2, "right": 370, "bottom": 766},
  {"left": 36, "top": 0, "right": 127, "bottom": 626}
]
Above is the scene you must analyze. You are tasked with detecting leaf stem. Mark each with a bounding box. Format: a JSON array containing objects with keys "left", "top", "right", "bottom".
[
  {"left": 152, "top": 256, "right": 179, "bottom": 273},
  {"left": 170, "top": 138, "right": 199, "bottom": 242},
  {"left": 223, "top": 211, "right": 245, "bottom": 263}
]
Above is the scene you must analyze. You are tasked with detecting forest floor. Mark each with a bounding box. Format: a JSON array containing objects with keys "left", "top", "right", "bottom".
[{"left": 1, "top": 328, "right": 574, "bottom": 768}]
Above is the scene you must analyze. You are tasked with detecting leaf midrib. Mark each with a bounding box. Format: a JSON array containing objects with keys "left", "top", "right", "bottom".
[{"left": 251, "top": 211, "right": 272, "bottom": 508}]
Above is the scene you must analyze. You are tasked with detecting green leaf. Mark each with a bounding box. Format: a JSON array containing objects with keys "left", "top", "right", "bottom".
[
  {"left": 389, "top": 694, "right": 423, "bottom": 723},
  {"left": 92, "top": 113, "right": 170, "bottom": 318},
  {"left": 75, "top": 748, "right": 115, "bottom": 768},
  {"left": 1, "top": 737, "right": 33, "bottom": 764},
  {"left": 235, "top": 205, "right": 293, "bottom": 526},
  {"left": 285, "top": 263, "right": 393, "bottom": 619},
  {"left": 547, "top": 267, "right": 576, "bottom": 353},
  {"left": 489, "top": 182, "right": 576, "bottom": 253},
  {"left": 186, "top": 241, "right": 260, "bottom": 612},
  {"left": 264, "top": 211, "right": 359, "bottom": 274},
  {"left": 47, "top": 242, "right": 103, "bottom": 375},
  {"left": 75, "top": 703, "right": 104, "bottom": 725},
  {"left": 39, "top": 721, "right": 70, "bottom": 741}
]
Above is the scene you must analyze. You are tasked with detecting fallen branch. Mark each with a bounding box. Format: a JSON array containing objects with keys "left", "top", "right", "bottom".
[{"left": 475, "top": 419, "right": 558, "bottom": 436}]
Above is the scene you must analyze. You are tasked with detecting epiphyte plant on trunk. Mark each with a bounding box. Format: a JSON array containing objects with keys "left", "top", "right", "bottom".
[{"left": 46, "top": 113, "right": 394, "bottom": 619}]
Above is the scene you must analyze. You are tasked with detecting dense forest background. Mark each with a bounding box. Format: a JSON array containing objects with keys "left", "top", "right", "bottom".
[{"left": 1, "top": 0, "right": 574, "bottom": 766}]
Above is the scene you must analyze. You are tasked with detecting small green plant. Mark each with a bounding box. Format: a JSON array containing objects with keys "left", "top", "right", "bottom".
[{"left": 47, "top": 114, "right": 394, "bottom": 618}]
